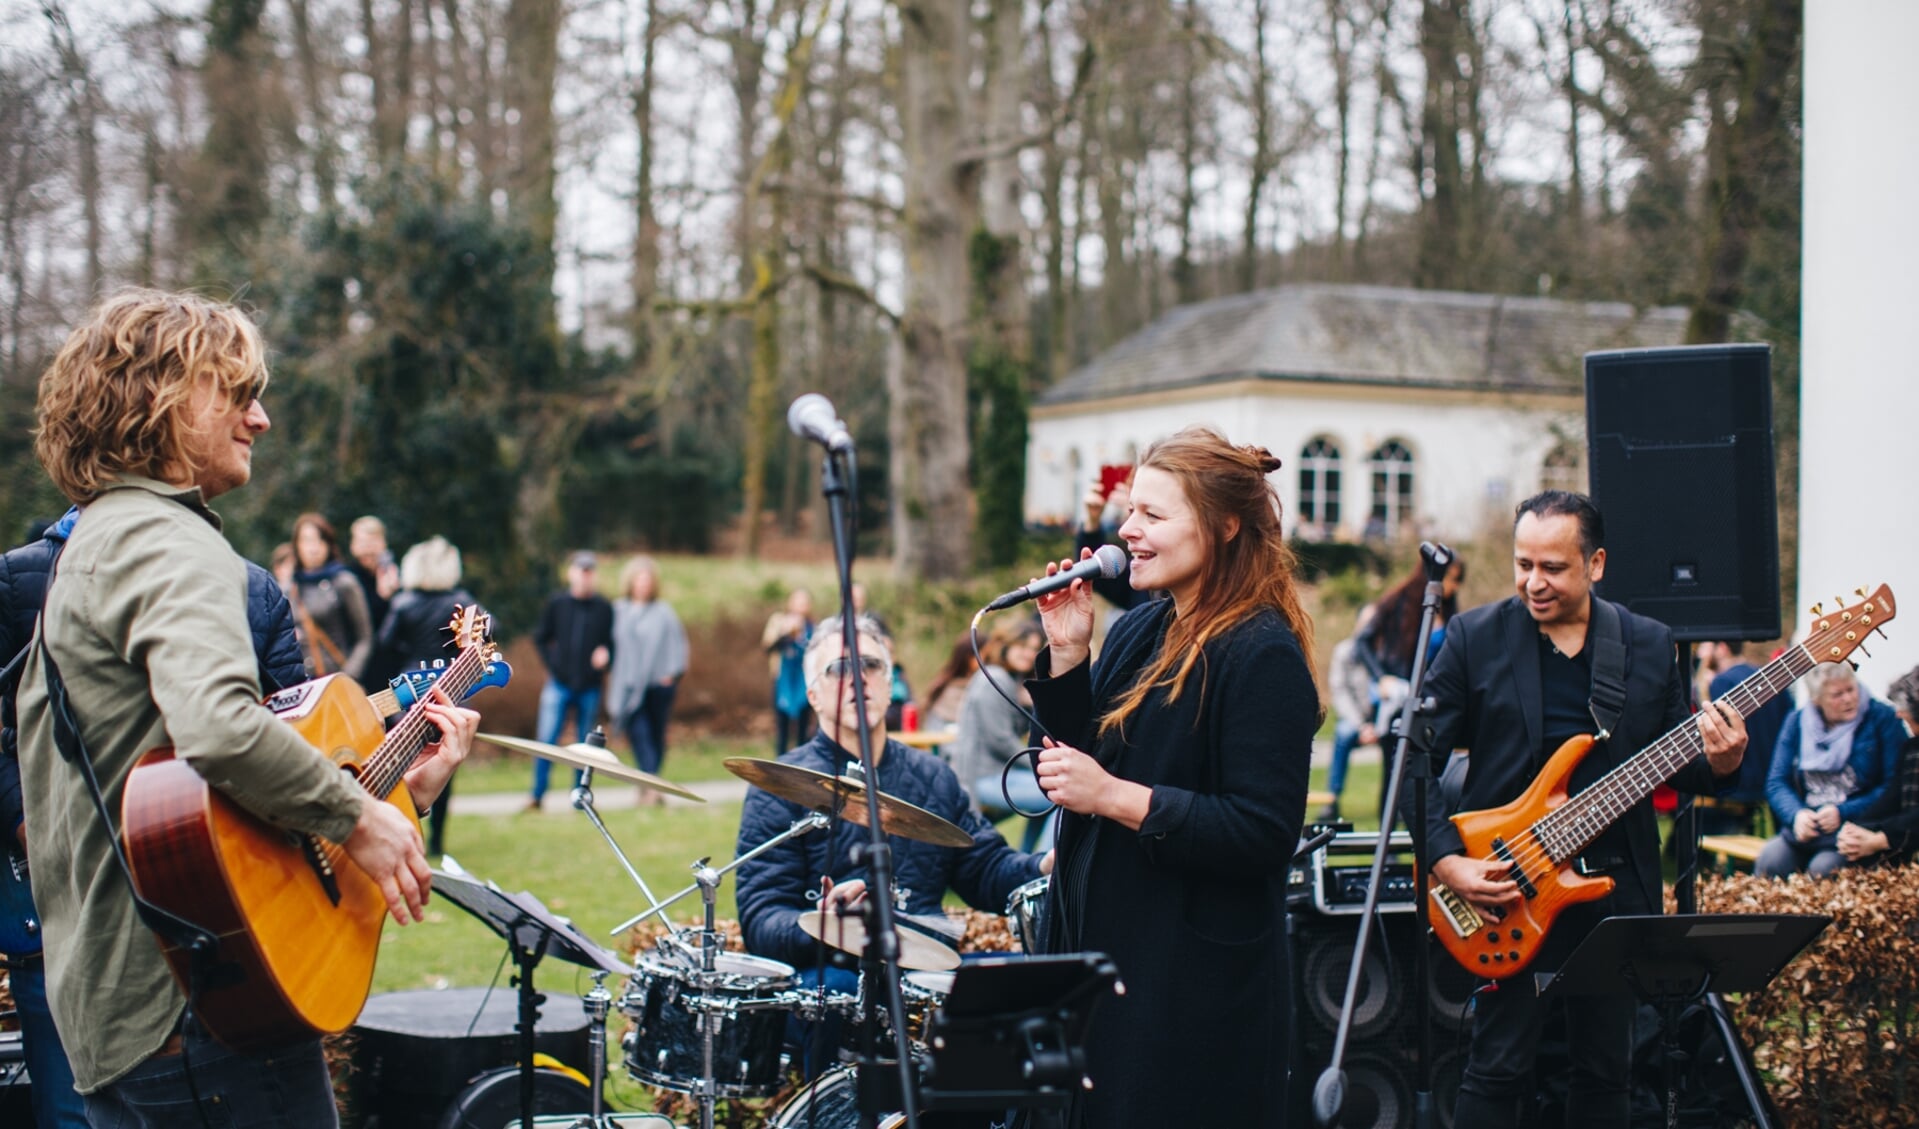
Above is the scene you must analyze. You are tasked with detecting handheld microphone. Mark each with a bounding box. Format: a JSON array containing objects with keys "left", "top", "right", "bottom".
[
  {"left": 787, "top": 393, "right": 854, "bottom": 453},
  {"left": 982, "top": 545, "right": 1128, "bottom": 612}
]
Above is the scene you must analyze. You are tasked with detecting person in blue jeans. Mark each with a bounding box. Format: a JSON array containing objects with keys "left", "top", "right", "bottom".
[
  {"left": 528, "top": 551, "right": 614, "bottom": 809},
  {"left": 1321, "top": 605, "right": 1378, "bottom": 821}
]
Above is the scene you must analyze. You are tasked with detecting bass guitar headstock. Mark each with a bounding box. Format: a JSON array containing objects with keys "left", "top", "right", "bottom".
[
  {"left": 1804, "top": 585, "right": 1895, "bottom": 666},
  {"left": 448, "top": 605, "right": 502, "bottom": 665}
]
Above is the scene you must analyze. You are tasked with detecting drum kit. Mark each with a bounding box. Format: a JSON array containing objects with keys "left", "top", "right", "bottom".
[{"left": 470, "top": 730, "right": 1050, "bottom": 1129}]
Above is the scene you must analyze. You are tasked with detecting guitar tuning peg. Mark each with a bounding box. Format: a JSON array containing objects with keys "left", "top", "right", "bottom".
[
  {"left": 1856, "top": 586, "right": 1870, "bottom": 598},
  {"left": 1810, "top": 603, "right": 1823, "bottom": 616},
  {"left": 1877, "top": 628, "right": 1891, "bottom": 641},
  {"left": 1834, "top": 595, "right": 1846, "bottom": 610},
  {"left": 1859, "top": 643, "right": 1874, "bottom": 659}
]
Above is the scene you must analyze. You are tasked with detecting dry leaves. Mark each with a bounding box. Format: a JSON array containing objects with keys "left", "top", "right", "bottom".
[{"left": 1689, "top": 866, "right": 1919, "bottom": 1128}]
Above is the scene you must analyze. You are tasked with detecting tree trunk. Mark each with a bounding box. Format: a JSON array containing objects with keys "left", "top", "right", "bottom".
[
  {"left": 893, "top": 0, "right": 976, "bottom": 580},
  {"left": 504, "top": 0, "right": 561, "bottom": 306},
  {"left": 1415, "top": 0, "right": 1465, "bottom": 289},
  {"left": 632, "top": 0, "right": 662, "bottom": 357},
  {"left": 1241, "top": 0, "right": 1273, "bottom": 291},
  {"left": 1686, "top": 0, "right": 1801, "bottom": 343},
  {"left": 191, "top": 0, "right": 271, "bottom": 277},
  {"left": 1325, "top": 0, "right": 1353, "bottom": 275},
  {"left": 1171, "top": 0, "right": 1199, "bottom": 304},
  {"left": 287, "top": 0, "right": 338, "bottom": 202}
]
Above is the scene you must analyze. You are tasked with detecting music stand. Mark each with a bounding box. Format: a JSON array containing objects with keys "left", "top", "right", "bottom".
[
  {"left": 1536, "top": 913, "right": 1829, "bottom": 1129},
  {"left": 433, "top": 861, "right": 632, "bottom": 1129},
  {"left": 916, "top": 953, "right": 1121, "bottom": 1121}
]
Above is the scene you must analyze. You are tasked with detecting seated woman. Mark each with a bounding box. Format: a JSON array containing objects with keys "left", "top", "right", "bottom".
[
  {"left": 948, "top": 622, "right": 1048, "bottom": 850},
  {"left": 1838, "top": 666, "right": 1919, "bottom": 868},
  {"left": 920, "top": 635, "right": 978, "bottom": 734},
  {"left": 1758, "top": 662, "right": 1908, "bottom": 879}
]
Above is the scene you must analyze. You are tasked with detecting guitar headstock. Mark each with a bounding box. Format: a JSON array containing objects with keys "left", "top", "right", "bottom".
[
  {"left": 449, "top": 605, "right": 501, "bottom": 663},
  {"left": 1803, "top": 585, "right": 1895, "bottom": 665}
]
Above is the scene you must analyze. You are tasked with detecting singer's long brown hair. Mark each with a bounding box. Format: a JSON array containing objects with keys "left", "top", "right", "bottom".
[{"left": 1097, "top": 426, "right": 1323, "bottom": 739}]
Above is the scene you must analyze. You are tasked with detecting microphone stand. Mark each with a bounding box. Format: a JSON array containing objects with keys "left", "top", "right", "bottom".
[
  {"left": 1314, "top": 543, "right": 1452, "bottom": 1129},
  {"left": 817, "top": 444, "right": 921, "bottom": 1129}
]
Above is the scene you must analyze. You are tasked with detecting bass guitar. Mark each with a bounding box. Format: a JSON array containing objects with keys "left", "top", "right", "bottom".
[
  {"left": 1429, "top": 585, "right": 1895, "bottom": 979},
  {"left": 121, "top": 607, "right": 499, "bottom": 1049}
]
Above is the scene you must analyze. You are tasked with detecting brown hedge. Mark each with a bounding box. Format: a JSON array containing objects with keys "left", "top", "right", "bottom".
[{"left": 1688, "top": 866, "right": 1919, "bottom": 1128}]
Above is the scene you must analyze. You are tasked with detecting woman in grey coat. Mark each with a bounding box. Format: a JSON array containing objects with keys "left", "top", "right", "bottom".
[
  {"left": 949, "top": 622, "right": 1047, "bottom": 849},
  {"left": 606, "top": 555, "right": 689, "bottom": 795}
]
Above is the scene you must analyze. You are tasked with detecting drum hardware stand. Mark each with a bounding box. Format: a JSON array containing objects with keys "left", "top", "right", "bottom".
[
  {"left": 1314, "top": 540, "right": 1453, "bottom": 1129},
  {"left": 558, "top": 970, "right": 619, "bottom": 1129},
  {"left": 610, "top": 811, "right": 831, "bottom": 936},
  {"left": 571, "top": 728, "right": 668, "bottom": 916},
  {"left": 693, "top": 859, "right": 722, "bottom": 1129},
  {"left": 792, "top": 392, "right": 921, "bottom": 1129}
]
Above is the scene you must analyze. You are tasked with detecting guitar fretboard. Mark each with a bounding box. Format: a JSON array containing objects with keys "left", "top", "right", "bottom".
[
  {"left": 1530, "top": 644, "right": 1818, "bottom": 863},
  {"left": 359, "top": 646, "right": 486, "bottom": 802}
]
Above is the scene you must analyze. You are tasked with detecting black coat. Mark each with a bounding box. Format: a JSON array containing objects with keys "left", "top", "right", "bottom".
[
  {"left": 1406, "top": 595, "right": 1718, "bottom": 913},
  {"left": 1027, "top": 600, "right": 1317, "bottom": 1128},
  {"left": 376, "top": 588, "right": 480, "bottom": 676}
]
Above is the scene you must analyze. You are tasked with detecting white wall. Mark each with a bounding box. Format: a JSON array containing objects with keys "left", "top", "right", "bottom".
[
  {"left": 1027, "top": 384, "right": 1580, "bottom": 543},
  {"left": 1800, "top": 3, "right": 1919, "bottom": 694}
]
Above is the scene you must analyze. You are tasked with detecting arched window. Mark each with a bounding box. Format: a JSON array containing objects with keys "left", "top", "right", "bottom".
[
  {"left": 1541, "top": 440, "right": 1584, "bottom": 494},
  {"left": 1368, "top": 440, "right": 1415, "bottom": 540},
  {"left": 1297, "top": 437, "right": 1342, "bottom": 536}
]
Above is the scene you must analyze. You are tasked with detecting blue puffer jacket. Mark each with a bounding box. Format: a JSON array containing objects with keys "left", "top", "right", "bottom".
[
  {"left": 1766, "top": 696, "right": 1909, "bottom": 826},
  {"left": 1, "top": 509, "right": 305, "bottom": 838},
  {"left": 734, "top": 732, "right": 1044, "bottom": 969}
]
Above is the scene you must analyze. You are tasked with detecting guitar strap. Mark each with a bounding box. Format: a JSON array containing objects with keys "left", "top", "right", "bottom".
[{"left": 1587, "top": 597, "right": 1629, "bottom": 743}]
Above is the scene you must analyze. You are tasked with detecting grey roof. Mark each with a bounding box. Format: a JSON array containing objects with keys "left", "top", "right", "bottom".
[{"left": 1037, "top": 283, "right": 1693, "bottom": 406}]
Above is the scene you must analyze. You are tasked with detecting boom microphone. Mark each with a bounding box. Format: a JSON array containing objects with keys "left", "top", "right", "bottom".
[
  {"left": 787, "top": 393, "right": 854, "bottom": 453},
  {"left": 982, "top": 545, "right": 1128, "bottom": 612}
]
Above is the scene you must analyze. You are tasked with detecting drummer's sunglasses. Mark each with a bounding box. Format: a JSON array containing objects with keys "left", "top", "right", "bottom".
[{"left": 814, "top": 655, "right": 889, "bottom": 683}]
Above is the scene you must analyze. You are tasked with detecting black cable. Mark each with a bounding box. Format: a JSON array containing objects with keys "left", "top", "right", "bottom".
[
  {"left": 467, "top": 943, "right": 512, "bottom": 1037},
  {"left": 968, "top": 617, "right": 1058, "bottom": 820}
]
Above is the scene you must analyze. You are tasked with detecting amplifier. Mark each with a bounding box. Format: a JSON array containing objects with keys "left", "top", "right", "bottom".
[{"left": 1309, "top": 831, "right": 1418, "bottom": 916}]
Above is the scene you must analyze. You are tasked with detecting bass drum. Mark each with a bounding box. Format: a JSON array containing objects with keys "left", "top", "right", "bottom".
[
  {"left": 766, "top": 1064, "right": 904, "bottom": 1129},
  {"left": 434, "top": 1065, "right": 592, "bottom": 1129}
]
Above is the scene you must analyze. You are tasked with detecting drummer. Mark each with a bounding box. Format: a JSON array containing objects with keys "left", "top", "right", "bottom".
[{"left": 735, "top": 615, "right": 1051, "bottom": 1062}]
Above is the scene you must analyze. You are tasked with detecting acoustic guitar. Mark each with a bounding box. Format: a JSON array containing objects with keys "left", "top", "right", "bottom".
[
  {"left": 121, "top": 607, "right": 499, "bottom": 1049},
  {"left": 1428, "top": 585, "right": 1895, "bottom": 979}
]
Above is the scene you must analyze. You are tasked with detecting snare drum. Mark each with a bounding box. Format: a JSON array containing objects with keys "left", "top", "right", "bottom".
[
  {"left": 1004, "top": 875, "right": 1050, "bottom": 952},
  {"left": 766, "top": 1063, "right": 905, "bottom": 1129},
  {"left": 620, "top": 949, "right": 796, "bottom": 1098}
]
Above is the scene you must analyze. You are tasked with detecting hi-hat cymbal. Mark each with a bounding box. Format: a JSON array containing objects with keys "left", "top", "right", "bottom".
[
  {"left": 723, "top": 758, "right": 973, "bottom": 848},
  {"left": 479, "top": 733, "right": 706, "bottom": 802},
  {"left": 798, "top": 906, "right": 962, "bottom": 972}
]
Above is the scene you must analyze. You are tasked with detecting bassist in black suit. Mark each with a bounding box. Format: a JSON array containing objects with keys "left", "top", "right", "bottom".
[{"left": 1407, "top": 491, "right": 1748, "bottom": 1129}]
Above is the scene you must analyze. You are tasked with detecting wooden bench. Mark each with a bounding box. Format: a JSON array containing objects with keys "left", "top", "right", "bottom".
[{"left": 1700, "top": 834, "right": 1769, "bottom": 874}]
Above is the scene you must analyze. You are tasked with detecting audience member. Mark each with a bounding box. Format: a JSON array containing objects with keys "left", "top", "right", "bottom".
[
  {"left": 607, "top": 555, "right": 688, "bottom": 799},
  {"left": 762, "top": 588, "right": 816, "bottom": 753},
  {"left": 1354, "top": 554, "right": 1464, "bottom": 814},
  {"left": 920, "top": 635, "right": 978, "bottom": 733},
  {"left": 1076, "top": 475, "right": 1153, "bottom": 610},
  {"left": 375, "top": 536, "right": 480, "bottom": 853},
  {"left": 289, "top": 512, "right": 375, "bottom": 683},
  {"left": 1322, "top": 604, "right": 1379, "bottom": 821},
  {"left": 1758, "top": 662, "right": 1907, "bottom": 878},
  {"left": 1695, "top": 639, "right": 1792, "bottom": 835},
  {"left": 950, "top": 622, "right": 1048, "bottom": 850},
  {"left": 1838, "top": 667, "right": 1919, "bottom": 868},
  {"left": 527, "top": 551, "right": 614, "bottom": 810},
  {"left": 347, "top": 515, "right": 401, "bottom": 642}
]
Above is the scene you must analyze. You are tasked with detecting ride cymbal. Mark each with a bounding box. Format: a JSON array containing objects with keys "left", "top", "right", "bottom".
[
  {"left": 479, "top": 733, "right": 706, "bottom": 802},
  {"left": 798, "top": 905, "right": 962, "bottom": 972},
  {"left": 723, "top": 758, "right": 972, "bottom": 848}
]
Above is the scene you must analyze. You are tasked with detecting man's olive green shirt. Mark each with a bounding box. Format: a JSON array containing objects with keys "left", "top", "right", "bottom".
[{"left": 17, "top": 477, "right": 365, "bottom": 1092}]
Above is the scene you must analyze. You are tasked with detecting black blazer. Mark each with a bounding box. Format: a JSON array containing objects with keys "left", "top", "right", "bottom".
[{"left": 1406, "top": 595, "right": 1721, "bottom": 910}]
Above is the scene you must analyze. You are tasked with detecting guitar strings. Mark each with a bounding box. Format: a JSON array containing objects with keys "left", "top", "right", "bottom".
[{"left": 1457, "top": 643, "right": 1818, "bottom": 895}]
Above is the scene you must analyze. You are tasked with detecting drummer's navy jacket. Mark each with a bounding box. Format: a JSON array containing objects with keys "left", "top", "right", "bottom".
[{"left": 735, "top": 733, "right": 1043, "bottom": 968}]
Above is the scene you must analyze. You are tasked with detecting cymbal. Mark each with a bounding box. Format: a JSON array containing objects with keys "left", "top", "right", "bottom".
[
  {"left": 479, "top": 733, "right": 706, "bottom": 802},
  {"left": 798, "top": 906, "right": 962, "bottom": 972},
  {"left": 723, "top": 758, "right": 973, "bottom": 848}
]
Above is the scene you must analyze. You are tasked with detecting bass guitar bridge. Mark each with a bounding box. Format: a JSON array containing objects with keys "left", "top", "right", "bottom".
[{"left": 1430, "top": 884, "right": 1484, "bottom": 940}]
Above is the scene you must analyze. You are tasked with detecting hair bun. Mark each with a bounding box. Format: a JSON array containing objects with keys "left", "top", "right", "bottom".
[{"left": 1241, "top": 444, "right": 1282, "bottom": 475}]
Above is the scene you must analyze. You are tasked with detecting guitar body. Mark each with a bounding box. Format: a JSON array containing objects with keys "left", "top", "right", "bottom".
[
  {"left": 122, "top": 673, "right": 418, "bottom": 1049},
  {"left": 1430, "top": 733, "right": 1616, "bottom": 979}
]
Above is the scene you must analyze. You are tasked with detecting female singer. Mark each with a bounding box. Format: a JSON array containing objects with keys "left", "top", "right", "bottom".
[{"left": 1027, "top": 426, "right": 1320, "bottom": 1127}]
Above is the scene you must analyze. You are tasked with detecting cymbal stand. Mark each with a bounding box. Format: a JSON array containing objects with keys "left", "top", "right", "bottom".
[
  {"left": 610, "top": 810, "right": 831, "bottom": 936},
  {"left": 693, "top": 860, "right": 722, "bottom": 1129},
  {"left": 571, "top": 728, "right": 666, "bottom": 914},
  {"left": 561, "top": 970, "right": 617, "bottom": 1129}
]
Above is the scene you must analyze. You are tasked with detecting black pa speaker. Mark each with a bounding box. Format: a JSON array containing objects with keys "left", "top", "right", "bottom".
[{"left": 1584, "top": 344, "right": 1780, "bottom": 642}]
